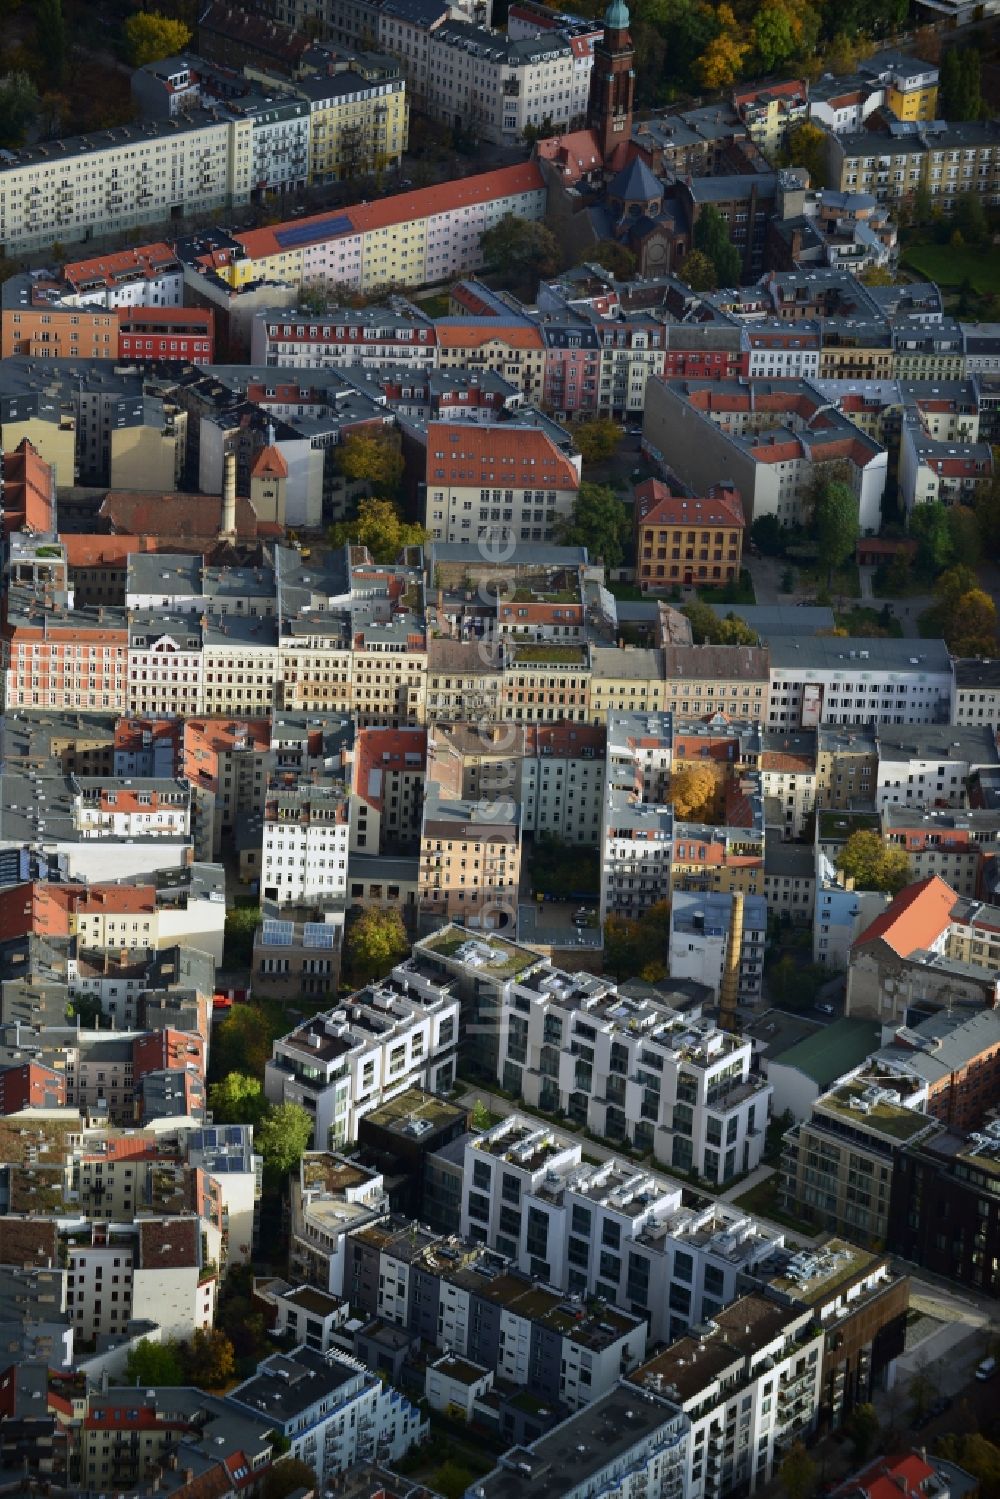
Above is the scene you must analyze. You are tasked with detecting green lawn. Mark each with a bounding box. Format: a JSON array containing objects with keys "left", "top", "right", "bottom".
[
  {"left": 797, "top": 561, "right": 862, "bottom": 600},
  {"left": 729, "top": 1175, "right": 816, "bottom": 1239},
  {"left": 901, "top": 242, "right": 1000, "bottom": 296}
]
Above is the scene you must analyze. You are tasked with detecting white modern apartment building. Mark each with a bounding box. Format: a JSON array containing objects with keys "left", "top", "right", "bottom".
[
  {"left": 498, "top": 964, "right": 771, "bottom": 1183},
  {"left": 260, "top": 777, "right": 349, "bottom": 907},
  {"left": 477, "top": 1386, "right": 690, "bottom": 1499},
  {"left": 767, "top": 636, "right": 954, "bottom": 730},
  {"left": 631, "top": 1291, "right": 824, "bottom": 1499},
  {"left": 461, "top": 1118, "right": 784, "bottom": 1345},
  {"left": 229, "top": 1346, "right": 426, "bottom": 1485},
  {"left": 264, "top": 974, "right": 460, "bottom": 1148}
]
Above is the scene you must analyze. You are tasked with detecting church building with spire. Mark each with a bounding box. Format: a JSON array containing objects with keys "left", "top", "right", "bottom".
[{"left": 587, "top": 0, "right": 636, "bottom": 166}]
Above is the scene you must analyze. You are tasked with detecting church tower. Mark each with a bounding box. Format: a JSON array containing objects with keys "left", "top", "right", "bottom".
[{"left": 588, "top": 0, "right": 635, "bottom": 166}]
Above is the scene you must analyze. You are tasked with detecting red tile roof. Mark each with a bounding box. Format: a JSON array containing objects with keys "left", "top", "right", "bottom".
[
  {"left": 235, "top": 162, "right": 544, "bottom": 261},
  {"left": 852, "top": 876, "right": 957, "bottom": 958},
  {"left": 832, "top": 1454, "right": 938, "bottom": 1499},
  {"left": 426, "top": 422, "right": 579, "bottom": 492},
  {"left": 635, "top": 479, "right": 744, "bottom": 530},
  {"left": 251, "top": 444, "right": 289, "bottom": 480},
  {"left": 436, "top": 323, "right": 544, "bottom": 351}
]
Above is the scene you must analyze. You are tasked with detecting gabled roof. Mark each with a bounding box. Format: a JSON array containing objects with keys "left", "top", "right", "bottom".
[
  {"left": 852, "top": 875, "right": 957, "bottom": 959},
  {"left": 251, "top": 444, "right": 289, "bottom": 480}
]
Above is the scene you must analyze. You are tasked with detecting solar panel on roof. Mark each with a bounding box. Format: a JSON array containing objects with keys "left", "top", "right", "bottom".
[{"left": 274, "top": 215, "right": 354, "bottom": 249}]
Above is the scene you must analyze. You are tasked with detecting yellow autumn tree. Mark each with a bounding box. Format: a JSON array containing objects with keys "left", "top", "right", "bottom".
[
  {"left": 670, "top": 762, "right": 725, "bottom": 823},
  {"left": 695, "top": 6, "right": 749, "bottom": 91}
]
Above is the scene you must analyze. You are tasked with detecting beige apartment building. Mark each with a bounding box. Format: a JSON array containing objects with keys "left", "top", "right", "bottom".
[
  {"left": 201, "top": 621, "right": 279, "bottom": 715},
  {"left": 588, "top": 647, "right": 668, "bottom": 724},
  {"left": 780, "top": 1076, "right": 937, "bottom": 1246},
  {"left": 659, "top": 644, "right": 770, "bottom": 719},
  {"left": 825, "top": 120, "right": 1000, "bottom": 211},
  {"left": 425, "top": 640, "right": 501, "bottom": 723},
  {"left": 499, "top": 644, "right": 591, "bottom": 724},
  {"left": 815, "top": 725, "right": 878, "bottom": 809},
  {"left": 418, "top": 782, "right": 521, "bottom": 931}
]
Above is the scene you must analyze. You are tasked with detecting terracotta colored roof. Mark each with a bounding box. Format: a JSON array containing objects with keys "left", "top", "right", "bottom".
[
  {"left": 536, "top": 129, "right": 604, "bottom": 182},
  {"left": 61, "top": 534, "right": 144, "bottom": 567},
  {"left": 62, "top": 242, "right": 178, "bottom": 289},
  {"left": 426, "top": 421, "right": 579, "bottom": 491},
  {"left": 99, "top": 490, "right": 257, "bottom": 540},
  {"left": 354, "top": 726, "right": 427, "bottom": 810},
  {"left": 236, "top": 162, "right": 545, "bottom": 261},
  {"left": 138, "top": 1216, "right": 200, "bottom": 1270},
  {"left": 636, "top": 479, "right": 744, "bottom": 530},
  {"left": 436, "top": 323, "right": 544, "bottom": 351},
  {"left": 251, "top": 443, "right": 289, "bottom": 480},
  {"left": 2, "top": 439, "right": 53, "bottom": 533},
  {"left": 78, "top": 885, "right": 156, "bottom": 915},
  {"left": 761, "top": 749, "right": 813, "bottom": 773},
  {"left": 852, "top": 875, "right": 957, "bottom": 958}
]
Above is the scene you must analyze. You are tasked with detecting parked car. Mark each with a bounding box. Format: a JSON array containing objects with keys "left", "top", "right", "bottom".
[
  {"left": 976, "top": 1357, "right": 997, "bottom": 1381},
  {"left": 815, "top": 1002, "right": 835, "bottom": 1016}
]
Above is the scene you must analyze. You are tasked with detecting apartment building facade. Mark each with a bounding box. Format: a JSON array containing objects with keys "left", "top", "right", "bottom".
[{"left": 264, "top": 978, "right": 459, "bottom": 1147}]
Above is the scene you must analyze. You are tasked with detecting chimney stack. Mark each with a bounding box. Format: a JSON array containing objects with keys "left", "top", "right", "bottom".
[
  {"left": 221, "top": 451, "right": 237, "bottom": 536},
  {"left": 719, "top": 890, "right": 743, "bottom": 1033}
]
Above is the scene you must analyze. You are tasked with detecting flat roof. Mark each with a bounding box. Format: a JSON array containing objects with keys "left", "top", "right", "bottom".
[
  {"left": 769, "top": 635, "right": 951, "bottom": 674},
  {"left": 770, "top": 1018, "right": 881, "bottom": 1088}
]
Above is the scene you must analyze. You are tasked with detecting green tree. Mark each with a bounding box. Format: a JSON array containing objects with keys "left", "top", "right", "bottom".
[
  {"left": 480, "top": 213, "right": 562, "bottom": 282},
  {"left": 908, "top": 500, "right": 954, "bottom": 575},
  {"left": 836, "top": 829, "right": 911, "bottom": 895},
  {"left": 975, "top": 462, "right": 1000, "bottom": 554},
  {"left": 336, "top": 430, "right": 405, "bottom": 495},
  {"left": 603, "top": 900, "right": 671, "bottom": 983},
  {"left": 752, "top": 5, "right": 797, "bottom": 74},
  {"left": 208, "top": 1073, "right": 266, "bottom": 1126},
  {"left": 328, "top": 496, "right": 427, "bottom": 564},
  {"left": 35, "top": 0, "right": 67, "bottom": 86},
  {"left": 694, "top": 205, "right": 742, "bottom": 287},
  {"left": 679, "top": 248, "right": 717, "bottom": 292},
  {"left": 470, "top": 1099, "right": 492, "bottom": 1132},
  {"left": 223, "top": 902, "right": 259, "bottom": 968},
  {"left": 936, "top": 1435, "right": 1000, "bottom": 1499},
  {"left": 126, "top": 1338, "right": 185, "bottom": 1386},
  {"left": 580, "top": 240, "right": 636, "bottom": 279},
  {"left": 183, "top": 1328, "right": 236, "bottom": 1389},
  {"left": 124, "top": 10, "right": 193, "bottom": 66},
  {"left": 256, "top": 1102, "right": 314, "bottom": 1185},
  {"left": 812, "top": 480, "right": 859, "bottom": 587},
  {"left": 343, "top": 906, "right": 409, "bottom": 986},
  {"left": 935, "top": 563, "right": 980, "bottom": 613},
  {"left": 212, "top": 1004, "right": 286, "bottom": 1082},
  {"left": 947, "top": 504, "right": 982, "bottom": 568},
  {"left": 780, "top": 1441, "right": 818, "bottom": 1499},
  {"left": 955, "top": 190, "right": 986, "bottom": 244},
  {"left": 433, "top": 1462, "right": 476, "bottom": 1499},
  {"left": 262, "top": 1460, "right": 321, "bottom": 1499},
  {"left": 0, "top": 73, "right": 39, "bottom": 148},
  {"left": 558, "top": 482, "right": 629, "bottom": 570},
  {"left": 847, "top": 1402, "right": 880, "bottom": 1462},
  {"left": 939, "top": 46, "right": 981, "bottom": 121},
  {"left": 571, "top": 418, "right": 623, "bottom": 467},
  {"left": 784, "top": 121, "right": 829, "bottom": 189},
  {"left": 681, "top": 600, "right": 757, "bottom": 646},
  {"left": 751, "top": 514, "right": 786, "bottom": 555}
]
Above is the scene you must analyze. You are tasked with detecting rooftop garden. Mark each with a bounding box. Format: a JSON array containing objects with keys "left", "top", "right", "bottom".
[
  {"left": 423, "top": 928, "right": 536, "bottom": 977},
  {"left": 512, "top": 644, "right": 586, "bottom": 664},
  {"left": 822, "top": 1081, "right": 930, "bottom": 1141}
]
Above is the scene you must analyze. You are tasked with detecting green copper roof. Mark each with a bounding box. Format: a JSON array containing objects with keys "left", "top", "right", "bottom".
[{"left": 604, "top": 0, "right": 630, "bottom": 29}]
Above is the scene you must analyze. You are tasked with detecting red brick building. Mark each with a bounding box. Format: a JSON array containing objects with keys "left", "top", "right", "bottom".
[{"left": 118, "top": 307, "right": 214, "bottom": 363}]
